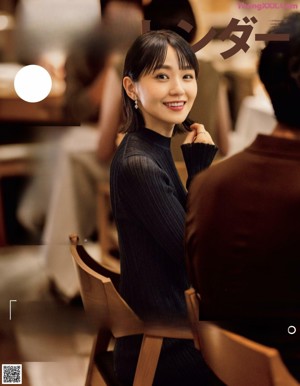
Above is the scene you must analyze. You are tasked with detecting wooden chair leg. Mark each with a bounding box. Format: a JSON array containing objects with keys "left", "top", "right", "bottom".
[
  {"left": 85, "top": 337, "right": 97, "bottom": 386},
  {"left": 0, "top": 180, "right": 6, "bottom": 246},
  {"left": 98, "top": 184, "right": 110, "bottom": 260},
  {"left": 133, "top": 335, "right": 163, "bottom": 386},
  {"left": 85, "top": 329, "right": 112, "bottom": 386}
]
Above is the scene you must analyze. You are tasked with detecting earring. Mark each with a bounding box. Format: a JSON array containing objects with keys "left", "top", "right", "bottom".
[{"left": 134, "top": 98, "right": 138, "bottom": 109}]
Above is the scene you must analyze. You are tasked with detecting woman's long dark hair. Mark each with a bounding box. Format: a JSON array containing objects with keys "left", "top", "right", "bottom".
[{"left": 121, "top": 30, "right": 199, "bottom": 133}]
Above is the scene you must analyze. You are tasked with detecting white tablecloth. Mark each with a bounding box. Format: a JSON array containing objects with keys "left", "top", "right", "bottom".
[{"left": 227, "top": 95, "right": 277, "bottom": 157}]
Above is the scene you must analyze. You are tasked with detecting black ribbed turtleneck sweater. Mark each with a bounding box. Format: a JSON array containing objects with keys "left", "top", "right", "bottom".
[{"left": 110, "top": 127, "right": 218, "bottom": 386}]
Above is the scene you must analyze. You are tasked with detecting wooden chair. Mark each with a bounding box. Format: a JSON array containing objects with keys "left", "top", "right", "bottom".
[
  {"left": 97, "top": 181, "right": 119, "bottom": 261},
  {"left": 185, "top": 288, "right": 299, "bottom": 386},
  {"left": 70, "top": 234, "right": 193, "bottom": 386}
]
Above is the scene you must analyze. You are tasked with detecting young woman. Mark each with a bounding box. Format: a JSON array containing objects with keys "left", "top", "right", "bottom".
[{"left": 110, "top": 30, "right": 218, "bottom": 386}]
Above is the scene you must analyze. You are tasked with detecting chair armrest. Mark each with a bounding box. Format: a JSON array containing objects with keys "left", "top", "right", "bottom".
[{"left": 144, "top": 321, "right": 193, "bottom": 340}]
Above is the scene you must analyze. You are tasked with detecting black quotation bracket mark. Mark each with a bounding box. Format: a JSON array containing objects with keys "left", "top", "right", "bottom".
[{"left": 9, "top": 299, "right": 17, "bottom": 320}]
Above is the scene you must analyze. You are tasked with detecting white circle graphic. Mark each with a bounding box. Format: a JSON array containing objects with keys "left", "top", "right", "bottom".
[
  {"left": 14, "top": 65, "right": 52, "bottom": 103},
  {"left": 287, "top": 325, "right": 296, "bottom": 335}
]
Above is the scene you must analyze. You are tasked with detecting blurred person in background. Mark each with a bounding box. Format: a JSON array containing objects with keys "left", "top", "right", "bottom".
[
  {"left": 14, "top": 0, "right": 101, "bottom": 237},
  {"left": 17, "top": 0, "right": 143, "bottom": 300},
  {"left": 42, "top": 0, "right": 144, "bottom": 300},
  {"left": 17, "top": 0, "right": 142, "bottom": 238},
  {"left": 185, "top": 12, "right": 300, "bottom": 381}
]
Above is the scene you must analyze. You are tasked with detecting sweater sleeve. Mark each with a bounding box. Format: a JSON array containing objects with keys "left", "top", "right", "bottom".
[
  {"left": 118, "top": 155, "right": 186, "bottom": 263},
  {"left": 181, "top": 143, "right": 218, "bottom": 189}
]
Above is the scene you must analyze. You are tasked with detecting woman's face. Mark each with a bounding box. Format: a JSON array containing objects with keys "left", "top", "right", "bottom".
[{"left": 133, "top": 45, "right": 197, "bottom": 135}]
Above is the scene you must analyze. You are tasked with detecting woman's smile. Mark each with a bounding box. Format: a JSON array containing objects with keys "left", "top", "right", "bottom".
[{"left": 163, "top": 101, "right": 186, "bottom": 111}]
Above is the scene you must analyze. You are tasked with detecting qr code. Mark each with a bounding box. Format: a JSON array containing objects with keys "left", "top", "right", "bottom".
[{"left": 2, "top": 364, "right": 22, "bottom": 384}]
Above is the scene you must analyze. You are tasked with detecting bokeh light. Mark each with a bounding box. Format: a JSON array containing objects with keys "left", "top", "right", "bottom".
[{"left": 14, "top": 65, "right": 52, "bottom": 103}]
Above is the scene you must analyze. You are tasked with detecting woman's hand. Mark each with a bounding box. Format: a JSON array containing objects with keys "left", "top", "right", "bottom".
[{"left": 183, "top": 123, "right": 215, "bottom": 145}]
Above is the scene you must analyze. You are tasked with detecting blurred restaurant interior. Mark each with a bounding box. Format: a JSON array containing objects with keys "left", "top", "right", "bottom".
[{"left": 0, "top": 0, "right": 299, "bottom": 385}]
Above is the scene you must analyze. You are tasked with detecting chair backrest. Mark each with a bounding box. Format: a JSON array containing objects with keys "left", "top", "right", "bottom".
[
  {"left": 69, "top": 234, "right": 144, "bottom": 338},
  {"left": 185, "top": 288, "right": 299, "bottom": 386},
  {"left": 75, "top": 241, "right": 120, "bottom": 291}
]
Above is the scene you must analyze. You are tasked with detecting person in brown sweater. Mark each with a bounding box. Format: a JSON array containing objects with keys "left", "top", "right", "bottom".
[{"left": 185, "top": 12, "right": 300, "bottom": 382}]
